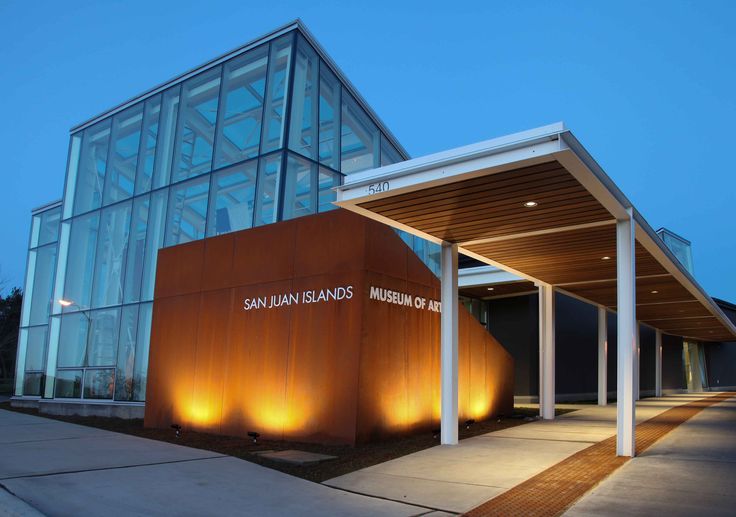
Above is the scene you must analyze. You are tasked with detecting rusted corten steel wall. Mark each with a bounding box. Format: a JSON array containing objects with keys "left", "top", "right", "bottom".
[{"left": 144, "top": 209, "right": 513, "bottom": 445}]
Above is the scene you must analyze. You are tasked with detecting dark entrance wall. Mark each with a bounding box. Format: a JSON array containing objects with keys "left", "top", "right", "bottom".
[
  {"left": 487, "top": 291, "right": 684, "bottom": 399},
  {"left": 144, "top": 209, "right": 513, "bottom": 445}
]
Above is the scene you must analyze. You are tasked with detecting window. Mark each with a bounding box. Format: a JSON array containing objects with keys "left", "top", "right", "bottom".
[
  {"left": 35, "top": 206, "right": 62, "bottom": 247},
  {"left": 171, "top": 68, "right": 221, "bottom": 182},
  {"left": 83, "top": 369, "right": 115, "bottom": 399},
  {"left": 62, "top": 212, "right": 100, "bottom": 310},
  {"left": 261, "top": 35, "right": 293, "bottom": 153},
  {"left": 123, "top": 196, "right": 149, "bottom": 303},
  {"left": 91, "top": 201, "right": 132, "bottom": 308},
  {"left": 341, "top": 93, "right": 379, "bottom": 174},
  {"left": 103, "top": 105, "right": 143, "bottom": 205},
  {"left": 318, "top": 167, "right": 340, "bottom": 213},
  {"left": 283, "top": 154, "right": 316, "bottom": 220},
  {"left": 73, "top": 120, "right": 111, "bottom": 215},
  {"left": 165, "top": 176, "right": 209, "bottom": 246},
  {"left": 141, "top": 191, "right": 167, "bottom": 300},
  {"left": 288, "top": 35, "right": 319, "bottom": 160},
  {"left": 318, "top": 64, "right": 340, "bottom": 170},
  {"left": 115, "top": 304, "right": 138, "bottom": 401},
  {"left": 133, "top": 303, "right": 152, "bottom": 401},
  {"left": 24, "top": 326, "right": 48, "bottom": 371},
  {"left": 380, "top": 134, "right": 403, "bottom": 166},
  {"left": 207, "top": 161, "right": 258, "bottom": 236},
  {"left": 214, "top": 46, "right": 269, "bottom": 168},
  {"left": 55, "top": 370, "right": 83, "bottom": 398},
  {"left": 28, "top": 244, "right": 57, "bottom": 325},
  {"left": 135, "top": 95, "right": 162, "bottom": 194},
  {"left": 254, "top": 154, "right": 283, "bottom": 226},
  {"left": 57, "top": 308, "right": 120, "bottom": 368},
  {"left": 153, "top": 87, "right": 180, "bottom": 189},
  {"left": 23, "top": 373, "right": 44, "bottom": 397}
]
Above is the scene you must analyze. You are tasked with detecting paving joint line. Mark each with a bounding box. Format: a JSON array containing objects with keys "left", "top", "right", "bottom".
[{"left": 0, "top": 454, "right": 228, "bottom": 481}]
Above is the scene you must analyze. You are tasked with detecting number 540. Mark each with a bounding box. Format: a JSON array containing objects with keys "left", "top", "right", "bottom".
[{"left": 367, "top": 181, "right": 390, "bottom": 195}]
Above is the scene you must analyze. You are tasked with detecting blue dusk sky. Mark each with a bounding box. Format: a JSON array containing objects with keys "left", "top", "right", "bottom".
[{"left": 1, "top": 1, "right": 734, "bottom": 301}]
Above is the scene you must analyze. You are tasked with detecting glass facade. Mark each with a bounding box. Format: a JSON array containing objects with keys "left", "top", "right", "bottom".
[{"left": 15, "top": 26, "right": 436, "bottom": 404}]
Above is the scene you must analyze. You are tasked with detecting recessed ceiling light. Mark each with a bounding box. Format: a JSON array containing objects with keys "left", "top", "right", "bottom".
[
  {"left": 523, "top": 201, "right": 538, "bottom": 208},
  {"left": 650, "top": 290, "right": 659, "bottom": 294},
  {"left": 487, "top": 287, "right": 494, "bottom": 291},
  {"left": 601, "top": 256, "right": 611, "bottom": 260}
]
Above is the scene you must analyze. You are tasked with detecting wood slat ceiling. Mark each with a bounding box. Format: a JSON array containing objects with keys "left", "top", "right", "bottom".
[
  {"left": 360, "top": 161, "right": 612, "bottom": 243},
  {"left": 358, "top": 159, "right": 734, "bottom": 342},
  {"left": 460, "top": 281, "right": 537, "bottom": 300}
]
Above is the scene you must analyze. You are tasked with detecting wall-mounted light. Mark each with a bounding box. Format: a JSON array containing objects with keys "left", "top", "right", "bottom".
[{"left": 247, "top": 431, "right": 260, "bottom": 444}]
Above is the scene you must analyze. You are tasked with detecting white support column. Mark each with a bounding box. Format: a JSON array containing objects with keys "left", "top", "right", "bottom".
[
  {"left": 440, "top": 242, "right": 459, "bottom": 445},
  {"left": 616, "top": 210, "right": 637, "bottom": 457},
  {"left": 538, "top": 283, "right": 556, "bottom": 420},
  {"left": 598, "top": 306, "right": 608, "bottom": 406},
  {"left": 635, "top": 323, "right": 641, "bottom": 400},
  {"left": 655, "top": 329, "right": 663, "bottom": 397}
]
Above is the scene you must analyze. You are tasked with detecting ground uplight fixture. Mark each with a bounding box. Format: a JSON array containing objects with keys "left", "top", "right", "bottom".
[
  {"left": 523, "top": 201, "right": 538, "bottom": 208},
  {"left": 432, "top": 428, "right": 441, "bottom": 439},
  {"left": 464, "top": 419, "right": 475, "bottom": 429},
  {"left": 247, "top": 431, "right": 260, "bottom": 443},
  {"left": 171, "top": 423, "right": 182, "bottom": 438}
]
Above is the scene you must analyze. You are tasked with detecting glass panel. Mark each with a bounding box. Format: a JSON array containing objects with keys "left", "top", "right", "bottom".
[
  {"left": 380, "top": 134, "right": 403, "bottom": 166},
  {"left": 62, "top": 212, "right": 100, "bottom": 310},
  {"left": 124, "top": 196, "right": 149, "bottom": 303},
  {"left": 91, "top": 201, "right": 132, "bottom": 308},
  {"left": 24, "top": 326, "right": 48, "bottom": 371},
  {"left": 341, "top": 92, "right": 380, "bottom": 174},
  {"left": 37, "top": 206, "right": 62, "bottom": 246},
  {"left": 115, "top": 305, "right": 138, "bottom": 401},
  {"left": 172, "top": 68, "right": 221, "bottom": 182},
  {"left": 318, "top": 167, "right": 340, "bottom": 213},
  {"left": 135, "top": 95, "right": 162, "bottom": 194},
  {"left": 318, "top": 63, "right": 340, "bottom": 170},
  {"left": 23, "top": 373, "right": 44, "bottom": 396},
  {"left": 28, "top": 244, "right": 57, "bottom": 325},
  {"left": 165, "top": 176, "right": 209, "bottom": 246},
  {"left": 282, "top": 154, "right": 315, "bottom": 220},
  {"left": 58, "top": 312, "right": 89, "bottom": 367},
  {"left": 73, "top": 120, "right": 111, "bottom": 215},
  {"left": 55, "top": 369, "right": 83, "bottom": 398},
  {"left": 103, "top": 105, "right": 143, "bottom": 205},
  {"left": 87, "top": 307, "right": 120, "bottom": 367},
  {"left": 83, "top": 369, "right": 114, "bottom": 399},
  {"left": 207, "top": 161, "right": 257, "bottom": 236},
  {"left": 141, "top": 190, "right": 167, "bottom": 300},
  {"left": 254, "top": 154, "right": 282, "bottom": 226},
  {"left": 133, "top": 303, "right": 152, "bottom": 401},
  {"left": 261, "top": 35, "right": 293, "bottom": 153},
  {"left": 153, "top": 87, "right": 180, "bottom": 189},
  {"left": 214, "top": 46, "right": 268, "bottom": 168},
  {"left": 288, "top": 35, "right": 318, "bottom": 160}
]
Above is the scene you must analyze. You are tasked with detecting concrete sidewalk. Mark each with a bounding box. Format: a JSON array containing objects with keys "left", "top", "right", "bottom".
[
  {"left": 324, "top": 394, "right": 727, "bottom": 514},
  {"left": 0, "top": 410, "right": 432, "bottom": 517},
  {"left": 565, "top": 394, "right": 736, "bottom": 516}
]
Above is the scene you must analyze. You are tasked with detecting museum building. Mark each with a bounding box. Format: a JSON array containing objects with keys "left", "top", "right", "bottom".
[{"left": 13, "top": 21, "right": 736, "bottom": 450}]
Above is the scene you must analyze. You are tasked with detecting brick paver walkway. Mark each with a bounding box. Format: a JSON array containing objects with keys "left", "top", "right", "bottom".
[{"left": 463, "top": 392, "right": 735, "bottom": 517}]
